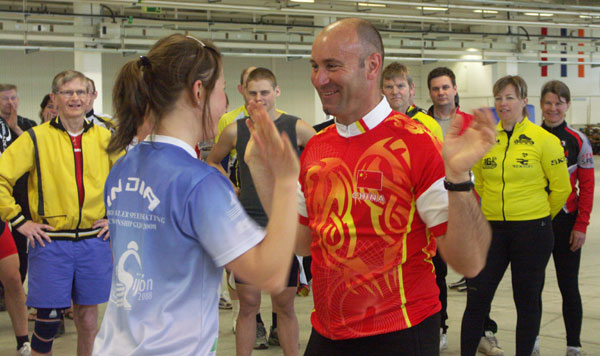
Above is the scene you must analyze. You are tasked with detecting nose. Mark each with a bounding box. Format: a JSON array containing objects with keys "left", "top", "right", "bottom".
[{"left": 311, "top": 67, "right": 329, "bottom": 88}]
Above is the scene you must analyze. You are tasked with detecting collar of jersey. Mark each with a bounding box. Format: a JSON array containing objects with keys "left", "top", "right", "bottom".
[
  {"left": 335, "top": 97, "right": 391, "bottom": 138},
  {"left": 146, "top": 134, "right": 197, "bottom": 158},
  {"left": 496, "top": 116, "right": 530, "bottom": 132}
]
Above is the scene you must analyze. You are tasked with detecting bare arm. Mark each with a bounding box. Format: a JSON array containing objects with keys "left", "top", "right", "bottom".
[
  {"left": 436, "top": 108, "right": 496, "bottom": 278},
  {"left": 296, "top": 119, "right": 316, "bottom": 148},
  {"left": 224, "top": 100, "right": 300, "bottom": 293},
  {"left": 295, "top": 223, "right": 312, "bottom": 256},
  {"left": 206, "top": 123, "right": 237, "bottom": 177}
]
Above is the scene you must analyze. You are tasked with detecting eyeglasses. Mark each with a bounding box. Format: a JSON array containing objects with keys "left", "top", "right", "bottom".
[{"left": 57, "top": 90, "right": 88, "bottom": 98}]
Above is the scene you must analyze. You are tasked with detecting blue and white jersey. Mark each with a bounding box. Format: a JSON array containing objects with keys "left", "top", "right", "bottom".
[{"left": 93, "top": 135, "right": 264, "bottom": 356}]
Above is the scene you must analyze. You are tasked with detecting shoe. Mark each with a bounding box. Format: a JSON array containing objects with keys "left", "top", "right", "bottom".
[
  {"left": 297, "top": 284, "right": 310, "bottom": 297},
  {"left": 268, "top": 325, "right": 280, "bottom": 346},
  {"left": 566, "top": 347, "right": 582, "bottom": 356},
  {"left": 55, "top": 317, "right": 65, "bottom": 338},
  {"left": 16, "top": 342, "right": 31, "bottom": 356},
  {"left": 531, "top": 345, "right": 540, "bottom": 356},
  {"left": 477, "top": 331, "right": 504, "bottom": 356},
  {"left": 449, "top": 277, "right": 466, "bottom": 289},
  {"left": 219, "top": 296, "right": 232, "bottom": 309},
  {"left": 439, "top": 328, "right": 448, "bottom": 352},
  {"left": 254, "top": 321, "right": 268, "bottom": 350}
]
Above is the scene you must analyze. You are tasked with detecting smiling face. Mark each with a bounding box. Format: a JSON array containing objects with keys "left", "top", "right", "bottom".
[
  {"left": 428, "top": 75, "right": 457, "bottom": 108},
  {"left": 494, "top": 84, "right": 528, "bottom": 127},
  {"left": 541, "top": 92, "right": 570, "bottom": 127},
  {"left": 382, "top": 76, "right": 414, "bottom": 113},
  {"left": 52, "top": 78, "right": 88, "bottom": 122},
  {"left": 310, "top": 24, "right": 370, "bottom": 123}
]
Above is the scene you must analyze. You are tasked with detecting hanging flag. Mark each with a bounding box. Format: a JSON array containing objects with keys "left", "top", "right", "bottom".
[
  {"left": 541, "top": 27, "right": 548, "bottom": 77},
  {"left": 578, "top": 29, "right": 585, "bottom": 78},
  {"left": 561, "top": 28, "right": 567, "bottom": 77}
]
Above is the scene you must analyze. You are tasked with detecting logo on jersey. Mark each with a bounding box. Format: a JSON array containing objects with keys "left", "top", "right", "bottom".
[
  {"left": 482, "top": 157, "right": 497, "bottom": 169},
  {"left": 106, "top": 177, "right": 160, "bottom": 211},
  {"left": 514, "top": 134, "right": 534, "bottom": 145},
  {"left": 513, "top": 153, "right": 532, "bottom": 168},
  {"left": 110, "top": 241, "right": 153, "bottom": 309},
  {"left": 551, "top": 156, "right": 566, "bottom": 166},
  {"left": 356, "top": 170, "right": 383, "bottom": 190}
]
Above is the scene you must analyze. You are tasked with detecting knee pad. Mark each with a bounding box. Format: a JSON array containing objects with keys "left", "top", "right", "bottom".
[{"left": 31, "top": 308, "right": 62, "bottom": 354}]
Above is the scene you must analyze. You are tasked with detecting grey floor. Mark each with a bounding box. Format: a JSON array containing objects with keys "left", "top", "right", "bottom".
[{"left": 2, "top": 169, "right": 600, "bottom": 356}]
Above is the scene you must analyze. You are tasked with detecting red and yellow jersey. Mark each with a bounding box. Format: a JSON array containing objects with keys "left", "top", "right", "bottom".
[{"left": 298, "top": 98, "right": 448, "bottom": 340}]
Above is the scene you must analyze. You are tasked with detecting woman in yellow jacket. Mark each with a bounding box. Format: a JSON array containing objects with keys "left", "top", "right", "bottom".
[{"left": 460, "top": 76, "right": 571, "bottom": 356}]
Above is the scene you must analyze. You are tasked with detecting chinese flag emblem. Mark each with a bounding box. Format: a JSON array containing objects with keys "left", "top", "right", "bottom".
[{"left": 357, "top": 170, "right": 383, "bottom": 190}]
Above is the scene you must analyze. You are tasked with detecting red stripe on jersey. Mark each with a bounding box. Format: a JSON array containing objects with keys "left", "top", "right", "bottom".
[{"left": 70, "top": 133, "right": 84, "bottom": 207}]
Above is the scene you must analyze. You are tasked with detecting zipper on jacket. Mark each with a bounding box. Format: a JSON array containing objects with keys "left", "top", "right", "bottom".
[
  {"left": 500, "top": 133, "right": 510, "bottom": 221},
  {"left": 69, "top": 133, "right": 83, "bottom": 238}
]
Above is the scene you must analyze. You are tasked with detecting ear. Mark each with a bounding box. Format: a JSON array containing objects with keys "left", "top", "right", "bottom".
[
  {"left": 274, "top": 85, "right": 281, "bottom": 98},
  {"left": 237, "top": 83, "right": 243, "bottom": 95},
  {"left": 365, "top": 52, "right": 383, "bottom": 81},
  {"left": 409, "top": 82, "right": 416, "bottom": 97},
  {"left": 524, "top": 97, "right": 529, "bottom": 106},
  {"left": 193, "top": 80, "right": 204, "bottom": 104}
]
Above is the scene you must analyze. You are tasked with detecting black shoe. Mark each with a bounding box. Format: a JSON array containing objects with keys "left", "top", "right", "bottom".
[{"left": 449, "top": 277, "right": 466, "bottom": 289}]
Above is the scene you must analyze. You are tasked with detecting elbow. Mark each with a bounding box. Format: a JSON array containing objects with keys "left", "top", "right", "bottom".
[
  {"left": 256, "top": 270, "right": 288, "bottom": 295},
  {"left": 460, "top": 256, "right": 486, "bottom": 279}
]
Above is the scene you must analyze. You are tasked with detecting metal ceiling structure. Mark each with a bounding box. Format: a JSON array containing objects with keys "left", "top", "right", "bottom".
[{"left": 1, "top": 0, "right": 600, "bottom": 64}]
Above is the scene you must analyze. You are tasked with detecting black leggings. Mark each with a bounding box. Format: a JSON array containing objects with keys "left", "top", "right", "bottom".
[
  {"left": 433, "top": 251, "right": 448, "bottom": 332},
  {"left": 304, "top": 313, "right": 440, "bottom": 356},
  {"left": 550, "top": 211, "right": 582, "bottom": 347},
  {"left": 461, "top": 217, "right": 554, "bottom": 356}
]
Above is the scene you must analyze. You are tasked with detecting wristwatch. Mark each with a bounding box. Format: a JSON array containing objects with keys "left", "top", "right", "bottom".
[{"left": 443, "top": 171, "right": 474, "bottom": 191}]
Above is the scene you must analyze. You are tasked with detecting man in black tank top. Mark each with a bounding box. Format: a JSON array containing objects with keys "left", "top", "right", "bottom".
[{"left": 207, "top": 67, "right": 316, "bottom": 356}]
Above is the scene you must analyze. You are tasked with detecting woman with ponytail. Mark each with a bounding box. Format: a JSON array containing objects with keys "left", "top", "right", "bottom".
[{"left": 93, "top": 34, "right": 301, "bottom": 356}]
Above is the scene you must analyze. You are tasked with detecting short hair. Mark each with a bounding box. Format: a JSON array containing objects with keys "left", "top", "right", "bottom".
[
  {"left": 493, "top": 75, "right": 528, "bottom": 116},
  {"left": 40, "top": 94, "right": 52, "bottom": 110},
  {"left": 381, "top": 62, "right": 412, "bottom": 88},
  {"left": 355, "top": 19, "right": 385, "bottom": 65},
  {"left": 0, "top": 84, "right": 17, "bottom": 92},
  {"left": 51, "top": 70, "right": 88, "bottom": 94},
  {"left": 427, "top": 67, "right": 456, "bottom": 89},
  {"left": 245, "top": 67, "right": 277, "bottom": 88},
  {"left": 240, "top": 67, "right": 256, "bottom": 85},
  {"left": 86, "top": 77, "right": 97, "bottom": 94},
  {"left": 540, "top": 80, "right": 571, "bottom": 104}
]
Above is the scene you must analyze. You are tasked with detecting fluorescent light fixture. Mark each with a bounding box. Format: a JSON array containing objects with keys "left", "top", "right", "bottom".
[
  {"left": 358, "top": 2, "right": 386, "bottom": 7},
  {"left": 473, "top": 10, "right": 498, "bottom": 14},
  {"left": 466, "top": 48, "right": 479, "bottom": 52},
  {"left": 290, "top": 0, "right": 314, "bottom": 3},
  {"left": 524, "top": 12, "right": 553, "bottom": 17},
  {"left": 416, "top": 6, "right": 447, "bottom": 11}
]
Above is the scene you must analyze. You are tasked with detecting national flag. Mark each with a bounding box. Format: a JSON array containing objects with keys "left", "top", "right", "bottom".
[{"left": 357, "top": 170, "right": 383, "bottom": 190}]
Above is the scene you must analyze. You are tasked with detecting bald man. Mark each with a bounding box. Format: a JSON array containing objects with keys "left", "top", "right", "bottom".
[{"left": 249, "top": 18, "right": 495, "bottom": 355}]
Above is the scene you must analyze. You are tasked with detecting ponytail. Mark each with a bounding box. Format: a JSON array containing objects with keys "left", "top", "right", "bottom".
[{"left": 107, "top": 58, "right": 150, "bottom": 154}]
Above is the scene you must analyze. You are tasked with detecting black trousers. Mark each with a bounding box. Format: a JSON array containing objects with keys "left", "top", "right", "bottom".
[
  {"left": 550, "top": 211, "right": 583, "bottom": 347},
  {"left": 304, "top": 313, "right": 440, "bottom": 356},
  {"left": 461, "top": 217, "right": 554, "bottom": 356},
  {"left": 433, "top": 251, "right": 448, "bottom": 332}
]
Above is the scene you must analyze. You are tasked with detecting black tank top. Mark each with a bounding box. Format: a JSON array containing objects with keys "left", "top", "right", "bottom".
[{"left": 236, "top": 114, "right": 300, "bottom": 227}]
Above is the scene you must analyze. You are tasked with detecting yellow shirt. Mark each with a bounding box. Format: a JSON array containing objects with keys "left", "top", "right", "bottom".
[{"left": 405, "top": 105, "right": 444, "bottom": 142}]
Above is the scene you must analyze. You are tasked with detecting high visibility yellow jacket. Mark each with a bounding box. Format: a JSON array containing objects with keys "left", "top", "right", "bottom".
[
  {"left": 0, "top": 117, "right": 122, "bottom": 239},
  {"left": 406, "top": 105, "right": 444, "bottom": 142},
  {"left": 473, "top": 118, "right": 571, "bottom": 221}
]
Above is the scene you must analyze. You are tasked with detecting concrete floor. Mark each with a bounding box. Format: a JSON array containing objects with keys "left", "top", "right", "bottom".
[{"left": 2, "top": 170, "right": 600, "bottom": 356}]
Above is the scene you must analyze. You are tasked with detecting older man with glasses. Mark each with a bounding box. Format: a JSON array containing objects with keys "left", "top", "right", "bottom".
[{"left": 0, "top": 71, "right": 121, "bottom": 356}]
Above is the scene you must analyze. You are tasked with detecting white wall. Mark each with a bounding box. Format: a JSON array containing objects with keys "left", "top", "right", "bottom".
[{"left": 3, "top": 49, "right": 600, "bottom": 128}]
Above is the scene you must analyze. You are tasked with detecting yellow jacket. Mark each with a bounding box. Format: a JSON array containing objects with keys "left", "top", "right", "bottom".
[
  {"left": 0, "top": 117, "right": 122, "bottom": 239},
  {"left": 473, "top": 118, "right": 571, "bottom": 221},
  {"left": 406, "top": 105, "right": 444, "bottom": 142}
]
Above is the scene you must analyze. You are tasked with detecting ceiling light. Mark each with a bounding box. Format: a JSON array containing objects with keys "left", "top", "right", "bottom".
[
  {"left": 358, "top": 2, "right": 386, "bottom": 7},
  {"left": 473, "top": 10, "right": 498, "bottom": 14},
  {"left": 290, "top": 0, "right": 314, "bottom": 3},
  {"left": 416, "top": 6, "right": 447, "bottom": 12},
  {"left": 524, "top": 13, "right": 553, "bottom": 17}
]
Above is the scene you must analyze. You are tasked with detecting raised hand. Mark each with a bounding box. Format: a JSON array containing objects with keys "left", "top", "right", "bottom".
[
  {"left": 245, "top": 100, "right": 300, "bottom": 183},
  {"left": 442, "top": 108, "right": 497, "bottom": 181}
]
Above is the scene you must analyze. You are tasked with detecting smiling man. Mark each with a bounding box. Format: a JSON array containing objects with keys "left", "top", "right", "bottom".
[
  {"left": 0, "top": 70, "right": 121, "bottom": 356},
  {"left": 278, "top": 18, "right": 496, "bottom": 356}
]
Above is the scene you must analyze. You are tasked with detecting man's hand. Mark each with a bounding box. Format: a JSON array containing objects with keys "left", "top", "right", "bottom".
[
  {"left": 6, "top": 103, "right": 23, "bottom": 136},
  {"left": 94, "top": 219, "right": 110, "bottom": 240},
  {"left": 569, "top": 230, "right": 586, "bottom": 252},
  {"left": 442, "top": 108, "right": 496, "bottom": 181},
  {"left": 16, "top": 221, "right": 53, "bottom": 248}
]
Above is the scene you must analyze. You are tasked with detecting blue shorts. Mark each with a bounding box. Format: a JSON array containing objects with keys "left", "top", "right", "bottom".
[{"left": 27, "top": 237, "right": 112, "bottom": 308}]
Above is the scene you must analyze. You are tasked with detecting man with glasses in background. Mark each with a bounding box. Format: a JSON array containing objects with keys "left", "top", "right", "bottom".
[{"left": 0, "top": 71, "right": 120, "bottom": 356}]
